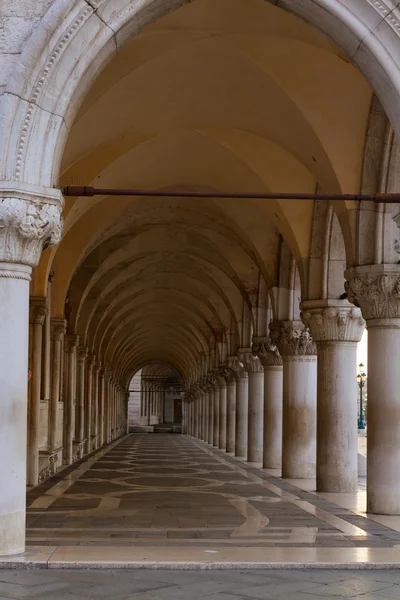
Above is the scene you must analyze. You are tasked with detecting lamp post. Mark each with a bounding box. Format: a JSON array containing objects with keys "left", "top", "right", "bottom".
[{"left": 357, "top": 363, "right": 366, "bottom": 430}]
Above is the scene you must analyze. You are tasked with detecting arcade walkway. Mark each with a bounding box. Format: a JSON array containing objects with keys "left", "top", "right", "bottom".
[{"left": 5, "top": 434, "right": 400, "bottom": 569}]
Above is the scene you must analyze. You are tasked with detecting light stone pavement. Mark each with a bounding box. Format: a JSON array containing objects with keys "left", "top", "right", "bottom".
[
  {"left": 10, "top": 433, "right": 400, "bottom": 568},
  {"left": 2, "top": 568, "right": 400, "bottom": 599}
]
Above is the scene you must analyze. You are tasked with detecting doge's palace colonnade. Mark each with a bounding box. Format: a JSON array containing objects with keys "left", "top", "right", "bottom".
[{"left": 2, "top": 0, "right": 400, "bottom": 559}]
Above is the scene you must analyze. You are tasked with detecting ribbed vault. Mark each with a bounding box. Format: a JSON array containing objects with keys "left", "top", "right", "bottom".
[{"left": 32, "top": 0, "right": 374, "bottom": 391}]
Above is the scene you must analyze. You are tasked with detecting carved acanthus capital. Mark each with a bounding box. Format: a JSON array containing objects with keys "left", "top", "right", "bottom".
[
  {"left": 29, "top": 296, "right": 48, "bottom": 325},
  {"left": 65, "top": 333, "right": 79, "bottom": 354},
  {"left": 252, "top": 336, "right": 282, "bottom": 367},
  {"left": 0, "top": 184, "right": 63, "bottom": 267},
  {"left": 270, "top": 320, "right": 317, "bottom": 357},
  {"left": 227, "top": 355, "right": 248, "bottom": 380},
  {"left": 241, "top": 348, "right": 264, "bottom": 373},
  {"left": 217, "top": 364, "right": 231, "bottom": 385},
  {"left": 345, "top": 265, "right": 400, "bottom": 322},
  {"left": 93, "top": 361, "right": 102, "bottom": 374},
  {"left": 51, "top": 317, "right": 67, "bottom": 342},
  {"left": 300, "top": 300, "right": 365, "bottom": 342}
]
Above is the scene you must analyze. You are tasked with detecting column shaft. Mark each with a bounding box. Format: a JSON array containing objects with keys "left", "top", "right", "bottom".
[
  {"left": 28, "top": 298, "right": 46, "bottom": 486},
  {"left": 213, "top": 386, "right": 220, "bottom": 447},
  {"left": 235, "top": 375, "right": 248, "bottom": 457},
  {"left": 0, "top": 264, "right": 31, "bottom": 555},
  {"left": 263, "top": 365, "right": 283, "bottom": 469},
  {"left": 219, "top": 382, "right": 227, "bottom": 450},
  {"left": 226, "top": 379, "right": 236, "bottom": 453},
  {"left": 247, "top": 369, "right": 264, "bottom": 462},
  {"left": 49, "top": 319, "right": 65, "bottom": 451}
]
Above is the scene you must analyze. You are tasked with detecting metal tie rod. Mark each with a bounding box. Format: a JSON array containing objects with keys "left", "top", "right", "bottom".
[{"left": 61, "top": 186, "right": 400, "bottom": 203}]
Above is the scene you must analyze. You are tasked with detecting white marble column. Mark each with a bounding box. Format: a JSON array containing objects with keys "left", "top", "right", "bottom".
[
  {"left": 0, "top": 187, "right": 62, "bottom": 556},
  {"left": 232, "top": 356, "right": 248, "bottom": 458},
  {"left": 346, "top": 265, "right": 400, "bottom": 513},
  {"left": 28, "top": 297, "right": 47, "bottom": 486},
  {"left": 76, "top": 347, "right": 87, "bottom": 448},
  {"left": 203, "top": 387, "right": 209, "bottom": 442},
  {"left": 64, "top": 335, "right": 79, "bottom": 465},
  {"left": 302, "top": 300, "right": 365, "bottom": 493},
  {"left": 49, "top": 319, "right": 66, "bottom": 451},
  {"left": 243, "top": 352, "right": 264, "bottom": 463},
  {"left": 252, "top": 338, "right": 283, "bottom": 469},
  {"left": 226, "top": 372, "right": 236, "bottom": 453},
  {"left": 218, "top": 376, "right": 227, "bottom": 451},
  {"left": 194, "top": 393, "right": 199, "bottom": 438},
  {"left": 271, "top": 321, "right": 317, "bottom": 479}
]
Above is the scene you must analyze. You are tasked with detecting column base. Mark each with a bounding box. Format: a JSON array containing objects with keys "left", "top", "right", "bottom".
[{"left": 0, "top": 511, "right": 25, "bottom": 556}]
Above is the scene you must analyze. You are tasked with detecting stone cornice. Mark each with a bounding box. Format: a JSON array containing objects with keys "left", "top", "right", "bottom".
[
  {"left": 345, "top": 264, "right": 400, "bottom": 321},
  {"left": 300, "top": 299, "right": 365, "bottom": 342},
  {"left": 252, "top": 336, "right": 282, "bottom": 367},
  {"left": 270, "top": 320, "right": 317, "bottom": 356}
]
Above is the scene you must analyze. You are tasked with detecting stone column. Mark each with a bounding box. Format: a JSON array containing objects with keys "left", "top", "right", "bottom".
[
  {"left": 218, "top": 374, "right": 228, "bottom": 450},
  {"left": 64, "top": 335, "right": 79, "bottom": 465},
  {"left": 271, "top": 321, "right": 317, "bottom": 479},
  {"left": 203, "top": 385, "right": 209, "bottom": 442},
  {"left": 302, "top": 300, "right": 365, "bottom": 492},
  {"left": 226, "top": 370, "right": 236, "bottom": 453},
  {"left": 104, "top": 371, "right": 112, "bottom": 443},
  {"left": 243, "top": 352, "right": 264, "bottom": 463},
  {"left": 49, "top": 319, "right": 66, "bottom": 451},
  {"left": 252, "top": 338, "right": 283, "bottom": 469},
  {"left": 212, "top": 379, "right": 220, "bottom": 447},
  {"left": 92, "top": 362, "right": 101, "bottom": 449},
  {"left": 99, "top": 368, "right": 105, "bottom": 446},
  {"left": 0, "top": 187, "right": 62, "bottom": 555},
  {"left": 346, "top": 265, "right": 400, "bottom": 513},
  {"left": 194, "top": 392, "right": 199, "bottom": 438},
  {"left": 76, "top": 347, "right": 87, "bottom": 447},
  {"left": 231, "top": 356, "right": 248, "bottom": 458},
  {"left": 207, "top": 380, "right": 214, "bottom": 444},
  {"left": 27, "top": 297, "right": 47, "bottom": 486}
]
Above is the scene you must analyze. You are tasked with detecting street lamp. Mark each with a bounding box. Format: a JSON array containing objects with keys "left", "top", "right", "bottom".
[{"left": 357, "top": 363, "right": 367, "bottom": 430}]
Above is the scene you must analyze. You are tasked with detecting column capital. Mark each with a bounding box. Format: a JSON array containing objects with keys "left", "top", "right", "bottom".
[
  {"left": 270, "top": 320, "right": 316, "bottom": 356},
  {"left": 345, "top": 264, "right": 400, "bottom": 323},
  {"left": 241, "top": 348, "right": 264, "bottom": 373},
  {"left": 65, "top": 333, "right": 79, "bottom": 353},
  {"left": 77, "top": 345, "right": 88, "bottom": 363},
  {"left": 29, "top": 296, "right": 48, "bottom": 325},
  {"left": 228, "top": 354, "right": 248, "bottom": 380},
  {"left": 86, "top": 354, "right": 96, "bottom": 371},
  {"left": 50, "top": 317, "right": 67, "bottom": 341},
  {"left": 301, "top": 299, "right": 365, "bottom": 342},
  {"left": 0, "top": 183, "right": 63, "bottom": 267},
  {"left": 252, "top": 336, "right": 282, "bottom": 367}
]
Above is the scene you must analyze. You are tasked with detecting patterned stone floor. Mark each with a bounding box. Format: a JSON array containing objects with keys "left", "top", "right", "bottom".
[
  {"left": 20, "top": 433, "right": 400, "bottom": 565},
  {"left": 3, "top": 569, "right": 400, "bottom": 599}
]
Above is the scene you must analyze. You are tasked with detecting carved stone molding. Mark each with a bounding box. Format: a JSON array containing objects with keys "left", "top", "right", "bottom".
[
  {"left": 300, "top": 300, "right": 365, "bottom": 342},
  {"left": 345, "top": 265, "right": 400, "bottom": 321},
  {"left": 252, "top": 336, "right": 282, "bottom": 367},
  {"left": 270, "top": 320, "right": 317, "bottom": 357},
  {"left": 0, "top": 185, "right": 63, "bottom": 266}
]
